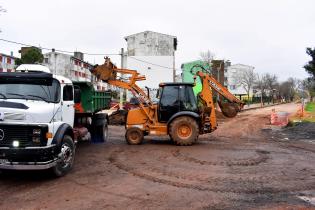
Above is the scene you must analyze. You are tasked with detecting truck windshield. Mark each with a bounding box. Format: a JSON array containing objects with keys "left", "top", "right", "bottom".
[{"left": 0, "top": 79, "right": 60, "bottom": 103}]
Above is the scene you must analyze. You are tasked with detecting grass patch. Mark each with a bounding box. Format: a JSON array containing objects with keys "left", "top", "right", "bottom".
[
  {"left": 289, "top": 102, "right": 315, "bottom": 123},
  {"left": 305, "top": 102, "right": 315, "bottom": 112}
]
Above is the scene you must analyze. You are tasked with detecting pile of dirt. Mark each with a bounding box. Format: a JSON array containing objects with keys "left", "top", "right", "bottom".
[{"left": 267, "top": 122, "right": 315, "bottom": 141}]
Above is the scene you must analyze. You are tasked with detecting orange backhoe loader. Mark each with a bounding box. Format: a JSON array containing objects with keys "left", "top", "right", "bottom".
[{"left": 93, "top": 58, "right": 244, "bottom": 146}]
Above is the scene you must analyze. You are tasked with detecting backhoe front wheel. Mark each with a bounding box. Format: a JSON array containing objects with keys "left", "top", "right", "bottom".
[
  {"left": 169, "top": 116, "right": 199, "bottom": 146},
  {"left": 125, "top": 127, "right": 144, "bottom": 145}
]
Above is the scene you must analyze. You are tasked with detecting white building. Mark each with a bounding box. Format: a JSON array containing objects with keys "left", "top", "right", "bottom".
[
  {"left": 43, "top": 51, "right": 107, "bottom": 90},
  {"left": 0, "top": 53, "right": 17, "bottom": 72},
  {"left": 125, "top": 31, "right": 177, "bottom": 90},
  {"left": 226, "top": 64, "right": 255, "bottom": 96}
]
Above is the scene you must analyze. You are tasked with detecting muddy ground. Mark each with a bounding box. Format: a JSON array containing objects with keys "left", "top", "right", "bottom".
[{"left": 0, "top": 103, "right": 315, "bottom": 210}]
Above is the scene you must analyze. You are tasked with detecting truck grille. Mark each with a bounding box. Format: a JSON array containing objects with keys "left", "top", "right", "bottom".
[{"left": 0, "top": 125, "right": 48, "bottom": 147}]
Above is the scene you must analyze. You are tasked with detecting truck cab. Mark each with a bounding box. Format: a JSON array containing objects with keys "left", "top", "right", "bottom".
[{"left": 0, "top": 64, "right": 109, "bottom": 176}]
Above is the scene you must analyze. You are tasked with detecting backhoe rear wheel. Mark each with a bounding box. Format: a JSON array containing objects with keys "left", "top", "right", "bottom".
[
  {"left": 169, "top": 116, "right": 199, "bottom": 146},
  {"left": 125, "top": 127, "right": 144, "bottom": 145}
]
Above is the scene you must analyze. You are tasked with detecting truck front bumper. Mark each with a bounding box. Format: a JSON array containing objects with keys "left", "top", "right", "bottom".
[{"left": 0, "top": 145, "right": 58, "bottom": 170}]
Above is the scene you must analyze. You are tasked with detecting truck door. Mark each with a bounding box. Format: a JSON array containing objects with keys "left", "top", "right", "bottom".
[{"left": 62, "top": 84, "right": 75, "bottom": 127}]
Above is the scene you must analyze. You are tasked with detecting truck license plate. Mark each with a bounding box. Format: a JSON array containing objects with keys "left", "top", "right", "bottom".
[{"left": 0, "top": 159, "right": 8, "bottom": 164}]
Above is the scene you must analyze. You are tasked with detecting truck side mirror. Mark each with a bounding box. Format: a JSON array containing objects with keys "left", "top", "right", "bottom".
[{"left": 74, "top": 88, "right": 81, "bottom": 103}]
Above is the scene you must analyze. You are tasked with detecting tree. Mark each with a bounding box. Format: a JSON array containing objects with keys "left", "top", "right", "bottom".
[
  {"left": 232, "top": 68, "right": 255, "bottom": 105},
  {"left": 264, "top": 73, "right": 278, "bottom": 103},
  {"left": 200, "top": 50, "right": 215, "bottom": 66},
  {"left": 304, "top": 47, "right": 315, "bottom": 78},
  {"left": 302, "top": 78, "right": 315, "bottom": 101},
  {"left": 254, "top": 73, "right": 269, "bottom": 106},
  {"left": 15, "top": 47, "right": 44, "bottom": 65}
]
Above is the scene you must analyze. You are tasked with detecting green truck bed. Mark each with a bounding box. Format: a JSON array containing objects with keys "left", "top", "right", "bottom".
[{"left": 73, "top": 82, "right": 111, "bottom": 114}]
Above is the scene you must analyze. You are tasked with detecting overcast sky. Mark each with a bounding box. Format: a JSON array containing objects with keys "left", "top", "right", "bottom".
[{"left": 1, "top": 0, "right": 314, "bottom": 81}]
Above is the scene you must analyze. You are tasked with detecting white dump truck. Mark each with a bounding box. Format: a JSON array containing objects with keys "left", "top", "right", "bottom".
[{"left": 0, "top": 64, "right": 110, "bottom": 176}]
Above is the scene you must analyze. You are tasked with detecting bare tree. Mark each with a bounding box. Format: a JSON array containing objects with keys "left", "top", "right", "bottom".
[
  {"left": 0, "top": 6, "right": 6, "bottom": 13},
  {"left": 200, "top": 50, "right": 215, "bottom": 66},
  {"left": 254, "top": 73, "right": 268, "bottom": 106},
  {"left": 232, "top": 68, "right": 255, "bottom": 105},
  {"left": 264, "top": 73, "right": 278, "bottom": 103}
]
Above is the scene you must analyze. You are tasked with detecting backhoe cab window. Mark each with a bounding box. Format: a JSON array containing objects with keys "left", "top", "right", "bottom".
[
  {"left": 160, "top": 86, "right": 179, "bottom": 107},
  {"left": 160, "top": 85, "right": 198, "bottom": 112},
  {"left": 179, "top": 86, "right": 198, "bottom": 112}
]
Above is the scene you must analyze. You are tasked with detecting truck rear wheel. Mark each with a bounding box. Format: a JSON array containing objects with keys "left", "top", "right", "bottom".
[
  {"left": 169, "top": 116, "right": 199, "bottom": 146},
  {"left": 125, "top": 127, "right": 143, "bottom": 145},
  {"left": 92, "top": 114, "right": 109, "bottom": 143},
  {"left": 52, "top": 135, "right": 75, "bottom": 177}
]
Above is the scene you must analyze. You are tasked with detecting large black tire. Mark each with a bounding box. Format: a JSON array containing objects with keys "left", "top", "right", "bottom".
[
  {"left": 169, "top": 116, "right": 199, "bottom": 146},
  {"left": 52, "top": 135, "right": 75, "bottom": 177},
  {"left": 92, "top": 114, "right": 109, "bottom": 142},
  {"left": 125, "top": 127, "right": 144, "bottom": 145}
]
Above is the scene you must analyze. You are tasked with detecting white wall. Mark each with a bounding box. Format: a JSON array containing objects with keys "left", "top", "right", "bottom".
[
  {"left": 226, "top": 64, "right": 255, "bottom": 95},
  {"left": 126, "top": 56, "right": 174, "bottom": 89},
  {"left": 125, "top": 31, "right": 176, "bottom": 56}
]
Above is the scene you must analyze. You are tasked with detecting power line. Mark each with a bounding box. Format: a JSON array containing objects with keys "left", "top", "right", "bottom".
[
  {"left": 0, "top": 38, "right": 182, "bottom": 71},
  {"left": 128, "top": 56, "right": 182, "bottom": 71},
  {"left": 0, "top": 38, "right": 120, "bottom": 56}
]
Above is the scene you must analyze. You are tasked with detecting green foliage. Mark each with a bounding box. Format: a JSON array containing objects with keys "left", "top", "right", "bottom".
[
  {"left": 305, "top": 102, "right": 315, "bottom": 112},
  {"left": 304, "top": 47, "right": 315, "bottom": 78},
  {"left": 15, "top": 47, "right": 44, "bottom": 65}
]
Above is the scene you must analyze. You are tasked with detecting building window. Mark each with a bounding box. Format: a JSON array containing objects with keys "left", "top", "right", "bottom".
[
  {"left": 75, "top": 71, "right": 79, "bottom": 77},
  {"left": 44, "top": 58, "right": 49, "bottom": 64},
  {"left": 7, "top": 57, "right": 11, "bottom": 64},
  {"left": 0, "top": 55, "right": 2, "bottom": 63},
  {"left": 7, "top": 69, "right": 11, "bottom": 72}
]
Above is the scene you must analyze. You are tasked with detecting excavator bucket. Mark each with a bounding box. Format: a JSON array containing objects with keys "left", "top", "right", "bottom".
[
  {"left": 92, "top": 57, "right": 117, "bottom": 81},
  {"left": 218, "top": 101, "right": 241, "bottom": 118}
]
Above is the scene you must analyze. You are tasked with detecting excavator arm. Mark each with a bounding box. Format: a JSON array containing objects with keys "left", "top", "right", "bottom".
[{"left": 192, "top": 65, "right": 245, "bottom": 118}]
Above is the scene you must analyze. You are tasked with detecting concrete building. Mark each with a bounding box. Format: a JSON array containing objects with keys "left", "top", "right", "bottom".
[
  {"left": 0, "top": 52, "right": 17, "bottom": 72},
  {"left": 125, "top": 31, "right": 177, "bottom": 90},
  {"left": 181, "top": 60, "right": 226, "bottom": 96},
  {"left": 226, "top": 63, "right": 255, "bottom": 97},
  {"left": 43, "top": 51, "right": 107, "bottom": 90}
]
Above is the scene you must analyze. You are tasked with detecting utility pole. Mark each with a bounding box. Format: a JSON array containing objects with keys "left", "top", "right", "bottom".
[{"left": 120, "top": 48, "right": 124, "bottom": 109}]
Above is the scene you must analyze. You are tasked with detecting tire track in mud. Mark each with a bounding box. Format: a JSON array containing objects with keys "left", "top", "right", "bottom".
[
  {"left": 108, "top": 150, "right": 315, "bottom": 194},
  {"left": 171, "top": 149, "right": 269, "bottom": 166}
]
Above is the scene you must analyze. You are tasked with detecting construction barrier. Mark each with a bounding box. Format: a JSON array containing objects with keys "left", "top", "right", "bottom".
[{"left": 271, "top": 110, "right": 289, "bottom": 126}]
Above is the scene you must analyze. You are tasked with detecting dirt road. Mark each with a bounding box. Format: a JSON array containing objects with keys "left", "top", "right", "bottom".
[{"left": 1, "top": 103, "right": 315, "bottom": 210}]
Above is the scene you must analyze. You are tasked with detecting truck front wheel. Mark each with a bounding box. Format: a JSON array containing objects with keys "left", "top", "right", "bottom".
[{"left": 52, "top": 135, "right": 75, "bottom": 177}]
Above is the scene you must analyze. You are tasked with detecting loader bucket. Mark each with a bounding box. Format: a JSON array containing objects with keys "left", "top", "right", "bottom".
[
  {"left": 92, "top": 58, "right": 117, "bottom": 81},
  {"left": 218, "top": 101, "right": 240, "bottom": 118}
]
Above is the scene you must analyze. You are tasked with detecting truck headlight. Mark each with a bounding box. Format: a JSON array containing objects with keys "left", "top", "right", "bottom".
[
  {"left": 13, "top": 141, "right": 19, "bottom": 147},
  {"left": 33, "top": 129, "right": 41, "bottom": 136}
]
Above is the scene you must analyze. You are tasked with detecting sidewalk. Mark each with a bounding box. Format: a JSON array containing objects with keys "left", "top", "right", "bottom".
[{"left": 242, "top": 102, "right": 281, "bottom": 111}]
